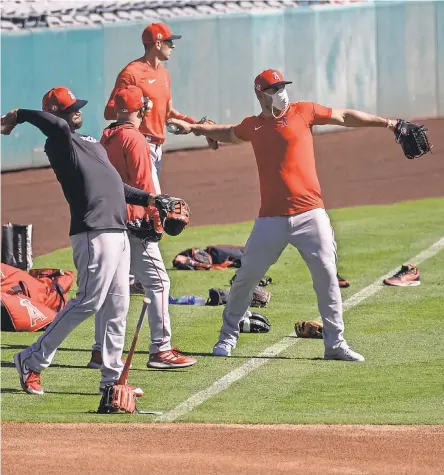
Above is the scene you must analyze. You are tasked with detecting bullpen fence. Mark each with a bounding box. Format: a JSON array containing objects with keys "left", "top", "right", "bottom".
[{"left": 1, "top": 1, "right": 443, "bottom": 171}]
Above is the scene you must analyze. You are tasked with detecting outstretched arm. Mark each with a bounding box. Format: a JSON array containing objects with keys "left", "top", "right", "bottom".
[
  {"left": 2, "top": 109, "right": 72, "bottom": 143},
  {"left": 326, "top": 109, "right": 397, "bottom": 130},
  {"left": 167, "top": 118, "right": 244, "bottom": 144}
]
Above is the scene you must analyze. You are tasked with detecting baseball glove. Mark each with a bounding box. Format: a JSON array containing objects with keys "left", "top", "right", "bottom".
[
  {"left": 97, "top": 383, "right": 137, "bottom": 414},
  {"left": 154, "top": 194, "right": 190, "bottom": 236},
  {"left": 295, "top": 320, "right": 323, "bottom": 339},
  {"left": 198, "top": 116, "right": 219, "bottom": 150},
  {"left": 239, "top": 311, "right": 271, "bottom": 333},
  {"left": 205, "top": 286, "right": 271, "bottom": 307},
  {"left": 126, "top": 216, "right": 164, "bottom": 242},
  {"left": 230, "top": 274, "right": 272, "bottom": 287},
  {"left": 250, "top": 285, "right": 271, "bottom": 308},
  {"left": 394, "top": 119, "right": 432, "bottom": 159},
  {"left": 206, "top": 288, "right": 230, "bottom": 306}
]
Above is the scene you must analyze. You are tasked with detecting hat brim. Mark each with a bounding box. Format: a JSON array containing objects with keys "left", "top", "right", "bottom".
[
  {"left": 266, "top": 81, "right": 292, "bottom": 90},
  {"left": 63, "top": 99, "right": 88, "bottom": 113},
  {"left": 166, "top": 34, "right": 182, "bottom": 40}
]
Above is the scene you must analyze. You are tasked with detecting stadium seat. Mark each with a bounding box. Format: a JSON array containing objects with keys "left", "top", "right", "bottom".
[{"left": 0, "top": 0, "right": 369, "bottom": 29}]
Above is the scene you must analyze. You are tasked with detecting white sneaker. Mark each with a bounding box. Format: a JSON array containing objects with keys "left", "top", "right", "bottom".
[
  {"left": 213, "top": 342, "right": 233, "bottom": 357},
  {"left": 324, "top": 343, "right": 365, "bottom": 362}
]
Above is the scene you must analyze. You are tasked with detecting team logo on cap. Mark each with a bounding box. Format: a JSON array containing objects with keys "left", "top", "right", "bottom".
[
  {"left": 67, "top": 90, "right": 76, "bottom": 100},
  {"left": 157, "top": 33, "right": 163, "bottom": 39},
  {"left": 272, "top": 72, "right": 280, "bottom": 81}
]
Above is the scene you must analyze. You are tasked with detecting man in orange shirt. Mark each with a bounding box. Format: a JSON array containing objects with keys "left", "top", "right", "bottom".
[
  {"left": 92, "top": 85, "right": 197, "bottom": 369},
  {"left": 105, "top": 22, "right": 197, "bottom": 183},
  {"left": 168, "top": 69, "right": 399, "bottom": 362},
  {"left": 104, "top": 22, "right": 199, "bottom": 295}
]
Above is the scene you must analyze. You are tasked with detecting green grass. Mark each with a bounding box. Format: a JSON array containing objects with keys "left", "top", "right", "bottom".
[{"left": 1, "top": 197, "right": 444, "bottom": 424}]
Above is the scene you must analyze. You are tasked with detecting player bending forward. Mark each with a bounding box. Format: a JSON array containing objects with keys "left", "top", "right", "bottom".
[
  {"left": 168, "top": 69, "right": 401, "bottom": 362},
  {"left": 90, "top": 86, "right": 196, "bottom": 369}
]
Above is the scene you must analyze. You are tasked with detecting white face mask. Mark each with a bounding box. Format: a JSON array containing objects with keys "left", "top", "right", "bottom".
[{"left": 264, "top": 87, "right": 290, "bottom": 117}]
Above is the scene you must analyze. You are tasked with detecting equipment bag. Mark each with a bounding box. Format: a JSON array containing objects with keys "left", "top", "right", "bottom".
[
  {"left": 1, "top": 264, "right": 75, "bottom": 332},
  {"left": 173, "top": 245, "right": 244, "bottom": 270},
  {"left": 29, "top": 268, "right": 75, "bottom": 312},
  {"left": 1, "top": 223, "right": 33, "bottom": 271}
]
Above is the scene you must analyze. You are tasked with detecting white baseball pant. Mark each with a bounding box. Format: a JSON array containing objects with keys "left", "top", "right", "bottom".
[
  {"left": 21, "top": 230, "right": 130, "bottom": 388},
  {"left": 149, "top": 142, "right": 162, "bottom": 189},
  {"left": 218, "top": 208, "right": 345, "bottom": 350},
  {"left": 95, "top": 234, "right": 172, "bottom": 355},
  {"left": 129, "top": 142, "right": 162, "bottom": 287}
]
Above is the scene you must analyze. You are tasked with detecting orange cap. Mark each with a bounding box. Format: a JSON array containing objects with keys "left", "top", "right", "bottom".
[
  {"left": 254, "top": 70, "right": 292, "bottom": 91},
  {"left": 114, "top": 86, "right": 147, "bottom": 114},
  {"left": 42, "top": 87, "right": 87, "bottom": 113},
  {"left": 142, "top": 23, "right": 182, "bottom": 44}
]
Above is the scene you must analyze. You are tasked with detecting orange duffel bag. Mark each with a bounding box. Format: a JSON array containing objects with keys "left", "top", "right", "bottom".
[{"left": 1, "top": 264, "right": 75, "bottom": 332}]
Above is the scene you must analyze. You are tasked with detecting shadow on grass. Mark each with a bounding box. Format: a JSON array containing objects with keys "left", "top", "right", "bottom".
[
  {"left": 1, "top": 344, "right": 92, "bottom": 353},
  {"left": 1, "top": 362, "right": 93, "bottom": 370},
  {"left": 186, "top": 351, "right": 320, "bottom": 361},
  {"left": 1, "top": 387, "right": 99, "bottom": 396},
  {"left": 2, "top": 387, "right": 102, "bottom": 396}
]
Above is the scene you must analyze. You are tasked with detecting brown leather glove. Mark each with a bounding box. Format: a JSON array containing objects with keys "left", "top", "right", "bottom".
[
  {"left": 295, "top": 320, "right": 323, "bottom": 338},
  {"left": 250, "top": 285, "right": 271, "bottom": 308},
  {"left": 98, "top": 384, "right": 137, "bottom": 414},
  {"left": 198, "top": 116, "right": 219, "bottom": 150},
  {"left": 154, "top": 195, "right": 191, "bottom": 236}
]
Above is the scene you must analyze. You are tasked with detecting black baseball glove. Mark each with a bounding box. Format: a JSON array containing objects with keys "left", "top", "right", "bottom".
[
  {"left": 127, "top": 217, "right": 164, "bottom": 242},
  {"left": 394, "top": 119, "right": 432, "bottom": 159},
  {"left": 239, "top": 312, "right": 271, "bottom": 333},
  {"left": 126, "top": 218, "right": 163, "bottom": 242}
]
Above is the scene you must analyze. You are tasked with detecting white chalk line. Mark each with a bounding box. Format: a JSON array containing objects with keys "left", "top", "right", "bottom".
[{"left": 156, "top": 237, "right": 444, "bottom": 422}]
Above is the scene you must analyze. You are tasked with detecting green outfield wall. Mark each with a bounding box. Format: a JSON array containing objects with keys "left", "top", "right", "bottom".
[{"left": 1, "top": 1, "right": 443, "bottom": 171}]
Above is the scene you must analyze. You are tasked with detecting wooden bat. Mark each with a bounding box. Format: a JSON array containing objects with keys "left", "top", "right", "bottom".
[{"left": 118, "top": 297, "right": 150, "bottom": 386}]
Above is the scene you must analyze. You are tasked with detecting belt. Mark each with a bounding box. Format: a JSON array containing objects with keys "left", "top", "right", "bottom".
[{"left": 145, "top": 135, "right": 164, "bottom": 145}]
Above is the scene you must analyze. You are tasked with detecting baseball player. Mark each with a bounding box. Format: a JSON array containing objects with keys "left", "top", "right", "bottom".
[
  {"left": 104, "top": 22, "right": 200, "bottom": 295},
  {"left": 168, "top": 69, "right": 399, "bottom": 362},
  {"left": 88, "top": 85, "right": 197, "bottom": 369},
  {"left": 104, "top": 22, "right": 197, "bottom": 182},
  {"left": 1, "top": 87, "right": 153, "bottom": 395}
]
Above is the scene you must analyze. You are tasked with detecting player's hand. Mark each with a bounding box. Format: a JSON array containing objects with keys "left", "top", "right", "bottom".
[
  {"left": 166, "top": 118, "right": 192, "bottom": 135},
  {"left": 386, "top": 118, "right": 397, "bottom": 131},
  {"left": 1, "top": 109, "right": 18, "bottom": 135}
]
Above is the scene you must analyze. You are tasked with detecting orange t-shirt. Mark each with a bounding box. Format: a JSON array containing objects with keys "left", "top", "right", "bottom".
[
  {"left": 233, "top": 102, "right": 332, "bottom": 217},
  {"left": 100, "top": 123, "right": 157, "bottom": 222},
  {"left": 104, "top": 59, "right": 171, "bottom": 140}
]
